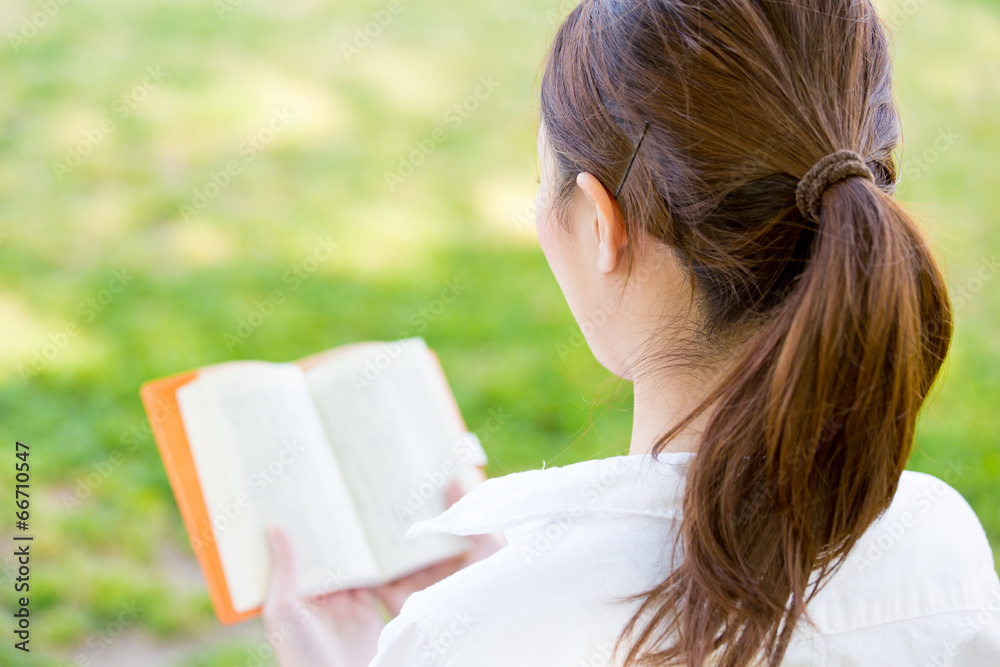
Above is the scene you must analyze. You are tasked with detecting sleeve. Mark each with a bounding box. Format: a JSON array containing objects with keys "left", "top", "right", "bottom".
[
  {"left": 910, "top": 475, "right": 1000, "bottom": 666},
  {"left": 953, "top": 612, "right": 1000, "bottom": 666},
  {"left": 368, "top": 606, "right": 438, "bottom": 667},
  {"left": 951, "top": 580, "right": 1000, "bottom": 666}
]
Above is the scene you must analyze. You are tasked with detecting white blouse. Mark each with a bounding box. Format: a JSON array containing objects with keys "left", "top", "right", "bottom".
[{"left": 368, "top": 453, "right": 1000, "bottom": 666}]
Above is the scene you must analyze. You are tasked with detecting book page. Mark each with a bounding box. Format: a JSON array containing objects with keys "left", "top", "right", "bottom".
[
  {"left": 177, "top": 362, "right": 380, "bottom": 613},
  {"left": 304, "top": 339, "right": 479, "bottom": 581}
]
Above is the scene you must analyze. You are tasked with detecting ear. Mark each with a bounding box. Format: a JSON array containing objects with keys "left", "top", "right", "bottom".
[{"left": 576, "top": 172, "right": 627, "bottom": 274}]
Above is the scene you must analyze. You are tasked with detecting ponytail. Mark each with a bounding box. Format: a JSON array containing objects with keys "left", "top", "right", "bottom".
[{"left": 616, "top": 175, "right": 952, "bottom": 667}]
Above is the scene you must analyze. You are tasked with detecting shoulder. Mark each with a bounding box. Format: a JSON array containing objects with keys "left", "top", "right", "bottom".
[
  {"left": 371, "top": 514, "right": 674, "bottom": 666},
  {"left": 785, "top": 470, "right": 1000, "bottom": 664},
  {"left": 845, "top": 469, "right": 998, "bottom": 602},
  {"left": 863, "top": 470, "right": 995, "bottom": 578}
]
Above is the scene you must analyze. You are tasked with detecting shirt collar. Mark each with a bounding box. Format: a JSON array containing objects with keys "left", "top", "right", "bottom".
[{"left": 406, "top": 452, "right": 695, "bottom": 538}]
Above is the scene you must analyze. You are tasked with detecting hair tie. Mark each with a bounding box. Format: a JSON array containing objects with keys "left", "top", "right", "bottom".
[{"left": 795, "top": 150, "right": 875, "bottom": 222}]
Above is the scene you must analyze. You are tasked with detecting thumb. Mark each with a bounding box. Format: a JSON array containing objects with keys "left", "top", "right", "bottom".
[
  {"left": 443, "top": 470, "right": 505, "bottom": 553},
  {"left": 444, "top": 466, "right": 487, "bottom": 507},
  {"left": 444, "top": 478, "right": 465, "bottom": 507},
  {"left": 263, "top": 525, "right": 300, "bottom": 622}
]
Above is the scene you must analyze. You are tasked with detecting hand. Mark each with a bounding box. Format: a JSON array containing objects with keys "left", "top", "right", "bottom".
[
  {"left": 373, "top": 471, "right": 507, "bottom": 616},
  {"left": 262, "top": 525, "right": 384, "bottom": 667}
]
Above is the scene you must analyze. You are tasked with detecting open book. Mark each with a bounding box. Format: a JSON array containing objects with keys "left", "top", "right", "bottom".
[{"left": 141, "top": 338, "right": 486, "bottom": 624}]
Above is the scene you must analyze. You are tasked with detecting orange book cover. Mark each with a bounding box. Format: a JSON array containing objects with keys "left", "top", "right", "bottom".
[{"left": 140, "top": 343, "right": 471, "bottom": 625}]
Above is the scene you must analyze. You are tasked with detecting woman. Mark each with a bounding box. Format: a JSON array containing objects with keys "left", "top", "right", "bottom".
[{"left": 262, "top": 0, "right": 1000, "bottom": 664}]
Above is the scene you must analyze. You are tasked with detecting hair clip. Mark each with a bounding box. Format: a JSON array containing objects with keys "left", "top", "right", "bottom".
[{"left": 614, "top": 120, "right": 650, "bottom": 199}]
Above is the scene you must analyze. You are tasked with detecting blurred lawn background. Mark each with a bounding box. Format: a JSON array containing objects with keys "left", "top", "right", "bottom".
[{"left": 0, "top": 0, "right": 996, "bottom": 664}]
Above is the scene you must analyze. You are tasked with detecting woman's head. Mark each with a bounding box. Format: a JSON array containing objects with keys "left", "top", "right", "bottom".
[
  {"left": 537, "top": 1, "right": 952, "bottom": 665},
  {"left": 536, "top": 0, "right": 904, "bottom": 374},
  {"left": 535, "top": 122, "right": 702, "bottom": 380}
]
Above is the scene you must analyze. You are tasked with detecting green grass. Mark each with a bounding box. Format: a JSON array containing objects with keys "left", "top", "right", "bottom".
[{"left": 0, "top": 0, "right": 997, "bottom": 663}]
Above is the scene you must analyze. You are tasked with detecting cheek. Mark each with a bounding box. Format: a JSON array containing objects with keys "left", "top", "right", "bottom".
[
  {"left": 535, "top": 188, "right": 572, "bottom": 270},
  {"left": 536, "top": 204, "right": 587, "bottom": 320},
  {"left": 534, "top": 198, "right": 624, "bottom": 375},
  {"left": 535, "top": 201, "right": 565, "bottom": 278},
  {"left": 534, "top": 187, "right": 547, "bottom": 240}
]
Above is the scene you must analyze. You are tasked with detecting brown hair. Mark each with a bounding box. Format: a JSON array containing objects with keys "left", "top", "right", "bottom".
[{"left": 539, "top": 1, "right": 952, "bottom": 665}]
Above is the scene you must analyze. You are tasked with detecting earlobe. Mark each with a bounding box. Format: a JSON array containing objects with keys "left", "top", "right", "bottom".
[{"left": 576, "top": 172, "right": 627, "bottom": 274}]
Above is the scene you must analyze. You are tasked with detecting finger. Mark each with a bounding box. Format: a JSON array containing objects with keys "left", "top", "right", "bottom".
[
  {"left": 468, "top": 528, "right": 507, "bottom": 554},
  {"left": 444, "top": 466, "right": 487, "bottom": 507},
  {"left": 263, "top": 525, "right": 299, "bottom": 621},
  {"left": 373, "top": 559, "right": 462, "bottom": 617},
  {"left": 444, "top": 478, "right": 464, "bottom": 507},
  {"left": 439, "top": 477, "right": 507, "bottom": 557},
  {"left": 307, "top": 588, "right": 379, "bottom": 629},
  {"left": 373, "top": 587, "right": 406, "bottom": 618}
]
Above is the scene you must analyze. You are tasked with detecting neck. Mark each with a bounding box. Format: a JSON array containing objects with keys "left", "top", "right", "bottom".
[{"left": 628, "top": 370, "right": 714, "bottom": 457}]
